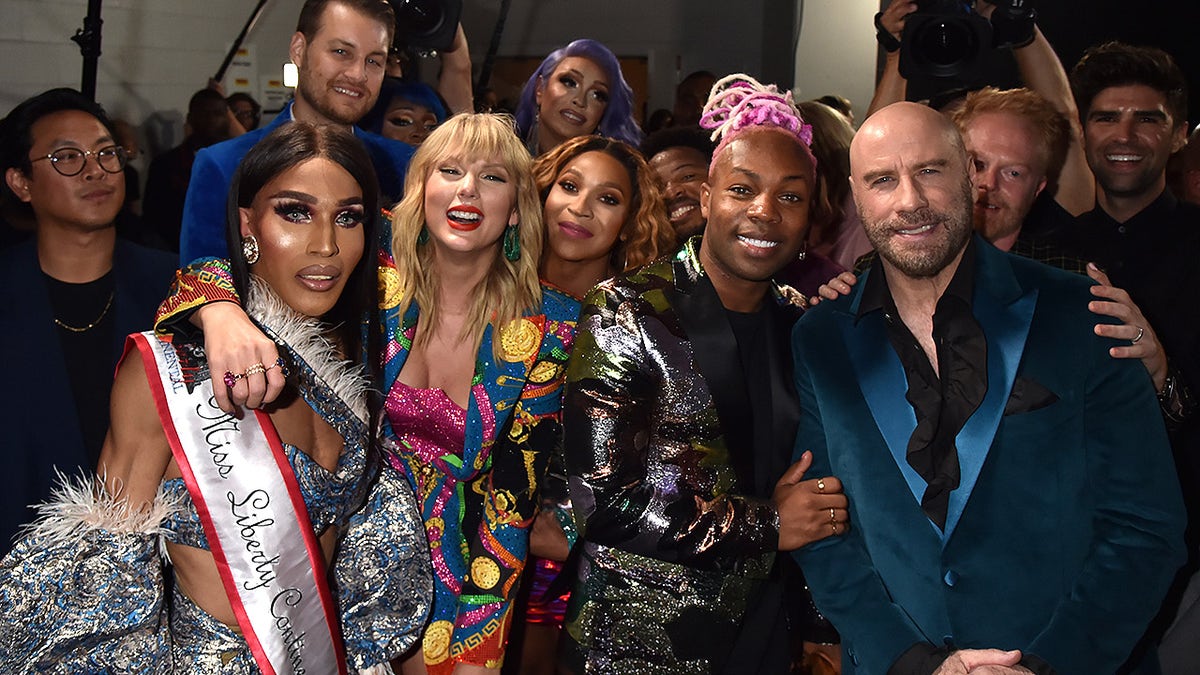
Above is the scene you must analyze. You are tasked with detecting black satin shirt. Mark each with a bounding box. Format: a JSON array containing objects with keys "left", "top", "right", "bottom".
[{"left": 857, "top": 241, "right": 988, "bottom": 529}]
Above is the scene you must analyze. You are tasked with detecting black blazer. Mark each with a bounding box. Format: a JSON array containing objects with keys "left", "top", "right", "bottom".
[{"left": 0, "top": 238, "right": 175, "bottom": 556}]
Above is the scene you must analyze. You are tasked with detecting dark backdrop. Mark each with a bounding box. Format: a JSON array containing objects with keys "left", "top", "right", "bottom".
[{"left": 900, "top": 0, "right": 1200, "bottom": 128}]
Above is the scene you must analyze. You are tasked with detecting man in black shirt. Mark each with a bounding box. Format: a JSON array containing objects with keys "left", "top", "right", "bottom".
[
  {"left": 563, "top": 75, "right": 844, "bottom": 674},
  {"left": 0, "top": 89, "right": 175, "bottom": 556},
  {"left": 142, "top": 88, "right": 234, "bottom": 252},
  {"left": 792, "top": 101, "right": 1185, "bottom": 675},
  {"left": 1063, "top": 41, "right": 1200, "bottom": 673}
]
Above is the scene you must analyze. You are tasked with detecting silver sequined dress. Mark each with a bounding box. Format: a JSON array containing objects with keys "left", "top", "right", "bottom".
[{"left": 0, "top": 282, "right": 432, "bottom": 674}]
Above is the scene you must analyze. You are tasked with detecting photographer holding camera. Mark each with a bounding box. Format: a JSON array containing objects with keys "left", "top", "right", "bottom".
[{"left": 868, "top": 0, "right": 1094, "bottom": 219}]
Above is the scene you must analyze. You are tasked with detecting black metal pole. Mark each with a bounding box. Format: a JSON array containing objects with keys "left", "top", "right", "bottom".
[
  {"left": 215, "top": 0, "right": 272, "bottom": 83},
  {"left": 475, "top": 0, "right": 513, "bottom": 91},
  {"left": 71, "top": 0, "right": 104, "bottom": 101}
]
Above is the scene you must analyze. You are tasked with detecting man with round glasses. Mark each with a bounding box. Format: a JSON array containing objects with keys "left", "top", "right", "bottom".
[
  {"left": 33, "top": 144, "right": 128, "bottom": 175},
  {"left": 0, "top": 88, "right": 176, "bottom": 557}
]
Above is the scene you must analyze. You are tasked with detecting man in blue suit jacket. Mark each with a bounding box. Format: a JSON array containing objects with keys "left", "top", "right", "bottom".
[
  {"left": 179, "top": 0, "right": 413, "bottom": 263},
  {"left": 792, "top": 102, "right": 1186, "bottom": 675}
]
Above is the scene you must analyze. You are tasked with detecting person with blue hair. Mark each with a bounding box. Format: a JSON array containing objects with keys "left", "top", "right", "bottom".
[
  {"left": 515, "top": 39, "right": 642, "bottom": 156},
  {"left": 359, "top": 76, "right": 450, "bottom": 147}
]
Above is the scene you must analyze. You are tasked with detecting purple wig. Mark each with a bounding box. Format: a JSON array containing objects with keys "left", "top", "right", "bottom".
[{"left": 515, "top": 39, "right": 642, "bottom": 151}]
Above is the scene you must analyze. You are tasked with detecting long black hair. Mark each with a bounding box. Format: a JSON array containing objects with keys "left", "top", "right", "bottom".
[{"left": 224, "top": 121, "right": 384, "bottom": 446}]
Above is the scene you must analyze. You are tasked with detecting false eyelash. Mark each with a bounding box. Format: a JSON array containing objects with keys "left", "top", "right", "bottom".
[{"left": 273, "top": 200, "right": 310, "bottom": 221}]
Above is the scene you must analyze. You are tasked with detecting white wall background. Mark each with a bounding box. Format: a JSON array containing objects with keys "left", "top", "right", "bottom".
[
  {"left": 0, "top": 0, "right": 302, "bottom": 155},
  {"left": 793, "top": 0, "right": 881, "bottom": 126}
]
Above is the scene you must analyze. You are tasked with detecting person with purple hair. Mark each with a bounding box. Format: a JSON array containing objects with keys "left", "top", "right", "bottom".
[
  {"left": 514, "top": 39, "right": 642, "bottom": 156},
  {"left": 560, "top": 74, "right": 843, "bottom": 674}
]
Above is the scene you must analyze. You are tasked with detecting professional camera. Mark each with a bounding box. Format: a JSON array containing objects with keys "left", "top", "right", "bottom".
[
  {"left": 898, "top": 0, "right": 1040, "bottom": 81},
  {"left": 899, "top": 0, "right": 993, "bottom": 81},
  {"left": 389, "top": 0, "right": 462, "bottom": 52}
]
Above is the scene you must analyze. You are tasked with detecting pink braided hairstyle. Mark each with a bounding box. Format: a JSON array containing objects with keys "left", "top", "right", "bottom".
[{"left": 698, "top": 73, "right": 816, "bottom": 173}]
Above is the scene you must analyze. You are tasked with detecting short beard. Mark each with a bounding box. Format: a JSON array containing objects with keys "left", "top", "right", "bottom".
[{"left": 865, "top": 182, "right": 974, "bottom": 279}]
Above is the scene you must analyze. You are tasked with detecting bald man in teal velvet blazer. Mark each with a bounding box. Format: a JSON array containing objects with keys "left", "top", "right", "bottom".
[{"left": 791, "top": 103, "right": 1186, "bottom": 675}]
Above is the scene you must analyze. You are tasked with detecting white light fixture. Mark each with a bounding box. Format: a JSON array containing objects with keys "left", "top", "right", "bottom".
[{"left": 283, "top": 63, "right": 298, "bottom": 88}]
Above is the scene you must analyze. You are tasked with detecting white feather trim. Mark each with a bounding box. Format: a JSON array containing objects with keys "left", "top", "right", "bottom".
[
  {"left": 22, "top": 471, "right": 184, "bottom": 544},
  {"left": 358, "top": 664, "right": 396, "bottom": 675},
  {"left": 246, "top": 276, "right": 371, "bottom": 423}
]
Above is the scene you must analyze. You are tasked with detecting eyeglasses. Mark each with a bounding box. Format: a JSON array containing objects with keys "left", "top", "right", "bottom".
[{"left": 30, "top": 145, "right": 127, "bottom": 177}]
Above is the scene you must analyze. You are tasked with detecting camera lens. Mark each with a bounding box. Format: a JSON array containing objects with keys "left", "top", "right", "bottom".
[{"left": 915, "top": 20, "right": 977, "bottom": 68}]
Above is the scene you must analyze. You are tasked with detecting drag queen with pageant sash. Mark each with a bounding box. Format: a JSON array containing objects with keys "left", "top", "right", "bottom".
[
  {"left": 146, "top": 114, "right": 579, "bottom": 674},
  {"left": 0, "top": 122, "right": 431, "bottom": 673}
]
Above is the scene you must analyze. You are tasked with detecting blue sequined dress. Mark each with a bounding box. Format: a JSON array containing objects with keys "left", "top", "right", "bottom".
[{"left": 0, "top": 282, "right": 432, "bottom": 673}]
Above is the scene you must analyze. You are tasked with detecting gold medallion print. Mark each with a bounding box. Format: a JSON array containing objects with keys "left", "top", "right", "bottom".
[
  {"left": 423, "top": 620, "right": 454, "bottom": 663},
  {"left": 378, "top": 266, "right": 403, "bottom": 310},
  {"left": 471, "top": 556, "right": 502, "bottom": 590},
  {"left": 528, "top": 360, "right": 559, "bottom": 384},
  {"left": 500, "top": 318, "right": 539, "bottom": 362}
]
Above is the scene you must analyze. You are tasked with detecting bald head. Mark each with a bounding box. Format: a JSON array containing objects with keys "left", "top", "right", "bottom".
[
  {"left": 851, "top": 102, "right": 968, "bottom": 181},
  {"left": 850, "top": 102, "right": 975, "bottom": 281}
]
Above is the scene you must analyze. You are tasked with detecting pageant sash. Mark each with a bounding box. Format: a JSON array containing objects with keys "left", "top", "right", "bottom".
[{"left": 131, "top": 332, "right": 347, "bottom": 675}]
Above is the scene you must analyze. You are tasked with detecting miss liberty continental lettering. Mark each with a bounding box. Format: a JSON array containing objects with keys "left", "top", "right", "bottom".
[
  {"left": 228, "top": 489, "right": 280, "bottom": 591},
  {"left": 196, "top": 396, "right": 237, "bottom": 478},
  {"left": 272, "top": 588, "right": 308, "bottom": 674}
]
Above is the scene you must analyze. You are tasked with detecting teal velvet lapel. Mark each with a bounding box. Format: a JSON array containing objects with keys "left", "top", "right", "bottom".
[
  {"left": 840, "top": 242, "right": 1037, "bottom": 543},
  {"left": 840, "top": 294, "right": 927, "bottom": 518},
  {"left": 943, "top": 243, "right": 1036, "bottom": 542}
]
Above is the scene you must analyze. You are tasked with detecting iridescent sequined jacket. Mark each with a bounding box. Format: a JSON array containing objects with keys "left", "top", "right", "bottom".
[{"left": 561, "top": 237, "right": 823, "bottom": 673}]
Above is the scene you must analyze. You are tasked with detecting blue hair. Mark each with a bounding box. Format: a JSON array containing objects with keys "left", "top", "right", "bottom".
[
  {"left": 515, "top": 39, "right": 642, "bottom": 151},
  {"left": 358, "top": 78, "right": 449, "bottom": 136}
]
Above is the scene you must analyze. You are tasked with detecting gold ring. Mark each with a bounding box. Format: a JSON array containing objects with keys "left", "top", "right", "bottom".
[
  {"left": 829, "top": 507, "right": 836, "bottom": 522},
  {"left": 817, "top": 478, "right": 826, "bottom": 493},
  {"left": 831, "top": 521, "right": 840, "bottom": 534},
  {"left": 245, "top": 362, "right": 266, "bottom": 376}
]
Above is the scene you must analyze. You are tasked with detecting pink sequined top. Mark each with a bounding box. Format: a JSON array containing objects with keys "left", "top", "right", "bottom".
[{"left": 385, "top": 380, "right": 468, "bottom": 488}]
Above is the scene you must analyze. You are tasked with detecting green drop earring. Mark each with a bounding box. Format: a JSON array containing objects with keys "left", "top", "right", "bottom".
[
  {"left": 417, "top": 226, "right": 429, "bottom": 245},
  {"left": 503, "top": 224, "right": 520, "bottom": 261}
]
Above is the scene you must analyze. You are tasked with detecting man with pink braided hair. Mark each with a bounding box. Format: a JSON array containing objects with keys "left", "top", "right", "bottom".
[{"left": 560, "top": 74, "right": 845, "bottom": 673}]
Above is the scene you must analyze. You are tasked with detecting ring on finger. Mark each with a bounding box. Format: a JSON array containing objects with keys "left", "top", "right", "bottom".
[
  {"left": 245, "top": 362, "right": 266, "bottom": 377},
  {"left": 222, "top": 370, "right": 245, "bottom": 388},
  {"left": 831, "top": 521, "right": 840, "bottom": 534},
  {"left": 266, "top": 357, "right": 291, "bottom": 376},
  {"left": 817, "top": 478, "right": 826, "bottom": 493},
  {"left": 1131, "top": 326, "right": 1145, "bottom": 344},
  {"left": 829, "top": 507, "right": 836, "bottom": 522}
]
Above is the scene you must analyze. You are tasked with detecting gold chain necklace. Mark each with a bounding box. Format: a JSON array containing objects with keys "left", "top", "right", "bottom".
[{"left": 54, "top": 291, "right": 114, "bottom": 333}]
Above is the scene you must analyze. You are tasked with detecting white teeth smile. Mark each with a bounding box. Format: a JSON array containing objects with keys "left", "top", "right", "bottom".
[
  {"left": 448, "top": 210, "right": 481, "bottom": 221},
  {"left": 1107, "top": 154, "right": 1143, "bottom": 162},
  {"left": 897, "top": 223, "right": 935, "bottom": 235},
  {"left": 301, "top": 275, "right": 334, "bottom": 281},
  {"left": 670, "top": 204, "right": 696, "bottom": 220},
  {"left": 333, "top": 87, "right": 361, "bottom": 97},
  {"left": 738, "top": 235, "right": 778, "bottom": 248},
  {"left": 561, "top": 110, "right": 585, "bottom": 123}
]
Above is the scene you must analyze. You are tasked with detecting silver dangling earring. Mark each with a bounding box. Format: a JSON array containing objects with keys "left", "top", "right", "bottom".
[
  {"left": 797, "top": 240, "right": 807, "bottom": 262},
  {"left": 525, "top": 110, "right": 541, "bottom": 155},
  {"left": 242, "top": 235, "right": 260, "bottom": 264}
]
